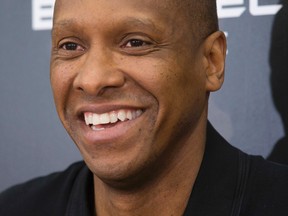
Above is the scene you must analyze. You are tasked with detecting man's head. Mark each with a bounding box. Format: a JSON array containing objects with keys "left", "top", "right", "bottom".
[{"left": 50, "top": 0, "right": 226, "bottom": 187}]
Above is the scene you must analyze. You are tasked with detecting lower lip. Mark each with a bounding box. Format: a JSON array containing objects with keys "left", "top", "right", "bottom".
[{"left": 78, "top": 116, "right": 142, "bottom": 144}]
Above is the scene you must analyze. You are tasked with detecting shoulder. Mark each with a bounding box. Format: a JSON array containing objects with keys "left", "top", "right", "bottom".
[
  {"left": 0, "top": 161, "right": 86, "bottom": 216},
  {"left": 248, "top": 155, "right": 288, "bottom": 196},
  {"left": 243, "top": 155, "right": 288, "bottom": 215}
]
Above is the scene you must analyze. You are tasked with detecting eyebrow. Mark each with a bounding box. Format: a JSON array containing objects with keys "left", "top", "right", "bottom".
[
  {"left": 51, "top": 19, "right": 71, "bottom": 37},
  {"left": 121, "top": 17, "right": 164, "bottom": 34},
  {"left": 52, "top": 19, "right": 75, "bottom": 33}
]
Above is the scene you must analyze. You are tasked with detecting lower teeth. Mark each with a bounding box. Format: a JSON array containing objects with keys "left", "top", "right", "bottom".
[{"left": 91, "top": 125, "right": 105, "bottom": 131}]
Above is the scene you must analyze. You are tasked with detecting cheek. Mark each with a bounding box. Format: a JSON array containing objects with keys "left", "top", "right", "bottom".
[
  {"left": 153, "top": 60, "right": 207, "bottom": 128},
  {"left": 120, "top": 59, "right": 173, "bottom": 97},
  {"left": 50, "top": 63, "right": 76, "bottom": 116}
]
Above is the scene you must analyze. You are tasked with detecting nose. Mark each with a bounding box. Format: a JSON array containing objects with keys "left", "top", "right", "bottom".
[{"left": 73, "top": 48, "right": 125, "bottom": 96}]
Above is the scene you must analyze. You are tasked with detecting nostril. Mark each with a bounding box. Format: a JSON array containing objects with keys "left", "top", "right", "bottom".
[
  {"left": 97, "top": 88, "right": 106, "bottom": 96},
  {"left": 76, "top": 86, "right": 84, "bottom": 92}
]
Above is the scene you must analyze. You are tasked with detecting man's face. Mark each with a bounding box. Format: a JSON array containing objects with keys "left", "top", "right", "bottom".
[{"left": 51, "top": 0, "right": 209, "bottom": 183}]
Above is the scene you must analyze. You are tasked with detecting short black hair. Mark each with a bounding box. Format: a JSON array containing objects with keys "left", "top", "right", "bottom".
[{"left": 182, "top": 0, "right": 219, "bottom": 41}]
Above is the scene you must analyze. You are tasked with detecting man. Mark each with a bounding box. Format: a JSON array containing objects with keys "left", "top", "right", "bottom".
[{"left": 1, "top": 0, "right": 288, "bottom": 215}]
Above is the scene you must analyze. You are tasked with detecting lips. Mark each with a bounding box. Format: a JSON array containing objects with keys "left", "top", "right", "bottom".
[{"left": 84, "top": 109, "right": 143, "bottom": 131}]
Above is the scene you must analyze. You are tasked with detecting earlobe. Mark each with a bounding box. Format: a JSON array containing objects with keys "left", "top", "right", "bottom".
[{"left": 204, "top": 31, "right": 227, "bottom": 92}]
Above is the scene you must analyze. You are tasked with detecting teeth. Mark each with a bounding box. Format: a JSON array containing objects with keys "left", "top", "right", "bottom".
[
  {"left": 118, "top": 110, "right": 126, "bottom": 121},
  {"left": 136, "top": 110, "right": 142, "bottom": 117},
  {"left": 99, "top": 113, "right": 110, "bottom": 124},
  {"left": 85, "top": 113, "right": 93, "bottom": 125},
  {"left": 84, "top": 109, "right": 143, "bottom": 126},
  {"left": 89, "top": 114, "right": 93, "bottom": 124},
  {"left": 91, "top": 125, "right": 105, "bottom": 131},
  {"left": 92, "top": 114, "right": 100, "bottom": 125},
  {"left": 110, "top": 112, "right": 118, "bottom": 123},
  {"left": 127, "top": 110, "right": 132, "bottom": 120}
]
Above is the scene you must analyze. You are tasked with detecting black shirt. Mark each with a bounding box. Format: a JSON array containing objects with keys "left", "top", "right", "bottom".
[{"left": 1, "top": 124, "right": 288, "bottom": 216}]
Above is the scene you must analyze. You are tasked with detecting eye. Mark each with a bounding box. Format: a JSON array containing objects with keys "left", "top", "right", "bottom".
[
  {"left": 123, "top": 39, "right": 150, "bottom": 48},
  {"left": 60, "top": 42, "right": 84, "bottom": 51}
]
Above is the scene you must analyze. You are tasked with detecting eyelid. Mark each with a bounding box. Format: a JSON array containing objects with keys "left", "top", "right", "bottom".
[
  {"left": 120, "top": 33, "right": 155, "bottom": 48},
  {"left": 57, "top": 37, "right": 85, "bottom": 50},
  {"left": 119, "top": 39, "right": 160, "bottom": 56},
  {"left": 53, "top": 37, "right": 86, "bottom": 59},
  {"left": 122, "top": 39, "right": 150, "bottom": 48},
  {"left": 60, "top": 42, "right": 85, "bottom": 52}
]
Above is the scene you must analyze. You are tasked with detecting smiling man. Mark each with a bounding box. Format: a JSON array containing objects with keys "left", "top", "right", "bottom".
[{"left": 1, "top": 0, "right": 288, "bottom": 215}]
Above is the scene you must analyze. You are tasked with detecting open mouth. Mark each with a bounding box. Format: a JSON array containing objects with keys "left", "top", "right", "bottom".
[{"left": 84, "top": 109, "right": 143, "bottom": 131}]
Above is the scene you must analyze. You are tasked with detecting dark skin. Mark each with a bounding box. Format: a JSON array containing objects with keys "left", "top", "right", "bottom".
[{"left": 51, "top": 0, "right": 226, "bottom": 215}]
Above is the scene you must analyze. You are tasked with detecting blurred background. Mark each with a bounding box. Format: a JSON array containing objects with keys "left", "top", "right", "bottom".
[{"left": 0, "top": 0, "right": 287, "bottom": 191}]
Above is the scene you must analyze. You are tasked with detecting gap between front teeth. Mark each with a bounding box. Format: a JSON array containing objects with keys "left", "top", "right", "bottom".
[{"left": 84, "top": 109, "right": 142, "bottom": 126}]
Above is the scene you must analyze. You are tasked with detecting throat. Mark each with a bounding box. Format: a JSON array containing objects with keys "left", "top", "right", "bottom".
[{"left": 92, "top": 153, "right": 202, "bottom": 216}]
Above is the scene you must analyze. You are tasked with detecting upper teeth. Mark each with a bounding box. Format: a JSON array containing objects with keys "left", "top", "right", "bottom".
[{"left": 84, "top": 109, "right": 143, "bottom": 126}]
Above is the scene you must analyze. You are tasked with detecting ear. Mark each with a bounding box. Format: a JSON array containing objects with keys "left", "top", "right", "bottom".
[{"left": 203, "top": 31, "right": 227, "bottom": 92}]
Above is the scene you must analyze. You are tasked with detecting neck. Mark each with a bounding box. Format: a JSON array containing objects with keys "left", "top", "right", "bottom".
[{"left": 93, "top": 116, "right": 207, "bottom": 216}]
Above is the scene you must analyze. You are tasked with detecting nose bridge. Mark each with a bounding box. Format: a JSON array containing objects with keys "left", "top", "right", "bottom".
[{"left": 73, "top": 45, "right": 124, "bottom": 95}]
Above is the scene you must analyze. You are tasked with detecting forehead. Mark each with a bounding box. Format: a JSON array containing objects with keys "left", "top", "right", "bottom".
[
  {"left": 53, "top": 0, "right": 189, "bottom": 27},
  {"left": 51, "top": 0, "right": 199, "bottom": 49},
  {"left": 54, "top": 0, "right": 182, "bottom": 10}
]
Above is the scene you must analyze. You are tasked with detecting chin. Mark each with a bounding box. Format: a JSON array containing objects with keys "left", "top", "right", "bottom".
[{"left": 84, "top": 152, "right": 157, "bottom": 189}]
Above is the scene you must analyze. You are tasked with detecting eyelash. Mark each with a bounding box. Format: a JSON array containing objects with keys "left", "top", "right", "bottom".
[
  {"left": 56, "top": 36, "right": 154, "bottom": 57},
  {"left": 59, "top": 42, "right": 84, "bottom": 51},
  {"left": 59, "top": 39, "right": 148, "bottom": 50},
  {"left": 123, "top": 39, "right": 150, "bottom": 48}
]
